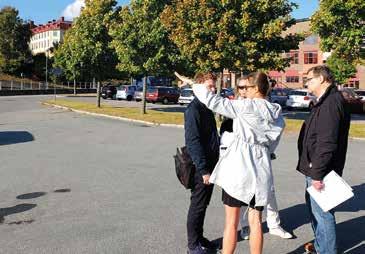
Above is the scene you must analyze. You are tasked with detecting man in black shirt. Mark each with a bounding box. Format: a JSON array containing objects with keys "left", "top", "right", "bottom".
[{"left": 185, "top": 72, "right": 220, "bottom": 254}]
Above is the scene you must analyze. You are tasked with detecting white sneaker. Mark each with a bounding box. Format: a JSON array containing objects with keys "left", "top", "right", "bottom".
[
  {"left": 269, "top": 226, "right": 293, "bottom": 239},
  {"left": 240, "top": 226, "right": 249, "bottom": 240}
]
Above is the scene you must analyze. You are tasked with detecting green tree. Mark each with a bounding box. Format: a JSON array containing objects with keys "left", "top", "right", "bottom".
[
  {"left": 161, "top": 0, "right": 303, "bottom": 73},
  {"left": 0, "top": 6, "right": 31, "bottom": 75},
  {"left": 311, "top": 0, "right": 365, "bottom": 61},
  {"left": 54, "top": 0, "right": 120, "bottom": 82},
  {"left": 109, "top": 0, "right": 192, "bottom": 114},
  {"left": 326, "top": 54, "right": 357, "bottom": 85},
  {"left": 311, "top": 0, "right": 365, "bottom": 83}
]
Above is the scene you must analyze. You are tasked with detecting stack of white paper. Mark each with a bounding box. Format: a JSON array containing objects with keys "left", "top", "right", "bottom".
[{"left": 307, "top": 171, "right": 354, "bottom": 212}]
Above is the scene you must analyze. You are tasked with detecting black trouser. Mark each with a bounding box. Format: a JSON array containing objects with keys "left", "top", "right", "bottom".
[{"left": 187, "top": 170, "right": 214, "bottom": 249}]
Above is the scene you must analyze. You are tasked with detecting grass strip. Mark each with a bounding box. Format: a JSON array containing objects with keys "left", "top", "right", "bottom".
[{"left": 43, "top": 99, "right": 365, "bottom": 139}]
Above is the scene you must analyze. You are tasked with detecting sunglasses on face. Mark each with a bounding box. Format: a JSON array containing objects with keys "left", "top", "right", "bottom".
[{"left": 237, "top": 85, "right": 255, "bottom": 90}]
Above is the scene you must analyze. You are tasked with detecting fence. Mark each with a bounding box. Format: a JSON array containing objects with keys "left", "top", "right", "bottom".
[{"left": 0, "top": 80, "right": 96, "bottom": 91}]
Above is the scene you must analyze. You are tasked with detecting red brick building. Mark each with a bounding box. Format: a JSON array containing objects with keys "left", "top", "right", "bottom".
[{"left": 268, "top": 19, "right": 364, "bottom": 89}]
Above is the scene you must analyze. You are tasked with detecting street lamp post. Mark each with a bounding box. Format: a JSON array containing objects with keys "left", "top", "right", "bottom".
[{"left": 45, "top": 49, "right": 48, "bottom": 90}]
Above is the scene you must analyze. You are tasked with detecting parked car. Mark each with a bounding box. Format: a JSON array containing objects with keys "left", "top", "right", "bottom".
[
  {"left": 146, "top": 86, "right": 180, "bottom": 104},
  {"left": 354, "top": 90, "right": 365, "bottom": 101},
  {"left": 341, "top": 88, "right": 365, "bottom": 114},
  {"left": 178, "top": 88, "right": 194, "bottom": 105},
  {"left": 101, "top": 84, "right": 117, "bottom": 99},
  {"left": 116, "top": 85, "right": 137, "bottom": 101},
  {"left": 134, "top": 86, "right": 143, "bottom": 102},
  {"left": 269, "top": 88, "right": 290, "bottom": 107},
  {"left": 220, "top": 88, "right": 235, "bottom": 100},
  {"left": 286, "top": 89, "right": 316, "bottom": 110}
]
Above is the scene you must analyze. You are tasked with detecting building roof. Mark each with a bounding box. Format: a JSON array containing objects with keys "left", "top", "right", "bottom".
[{"left": 31, "top": 17, "right": 72, "bottom": 35}]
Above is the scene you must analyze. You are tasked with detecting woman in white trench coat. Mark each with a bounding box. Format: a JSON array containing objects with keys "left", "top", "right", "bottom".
[{"left": 176, "top": 72, "right": 285, "bottom": 254}]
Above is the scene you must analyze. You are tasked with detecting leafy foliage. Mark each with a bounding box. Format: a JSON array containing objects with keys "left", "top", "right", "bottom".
[
  {"left": 0, "top": 7, "right": 31, "bottom": 74},
  {"left": 161, "top": 0, "right": 303, "bottom": 72}
]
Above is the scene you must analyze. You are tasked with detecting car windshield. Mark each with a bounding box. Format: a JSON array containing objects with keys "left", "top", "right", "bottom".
[
  {"left": 117, "top": 86, "right": 126, "bottom": 91},
  {"left": 181, "top": 89, "right": 193, "bottom": 97}
]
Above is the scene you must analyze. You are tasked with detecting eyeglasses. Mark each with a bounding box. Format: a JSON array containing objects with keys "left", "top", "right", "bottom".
[
  {"left": 237, "top": 85, "right": 255, "bottom": 90},
  {"left": 306, "top": 77, "right": 314, "bottom": 83}
]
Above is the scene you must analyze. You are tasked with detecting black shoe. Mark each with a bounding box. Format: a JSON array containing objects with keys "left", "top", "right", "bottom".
[
  {"left": 200, "top": 237, "right": 219, "bottom": 250},
  {"left": 187, "top": 243, "right": 208, "bottom": 254}
]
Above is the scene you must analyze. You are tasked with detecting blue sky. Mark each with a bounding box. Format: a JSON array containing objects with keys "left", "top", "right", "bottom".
[{"left": 0, "top": 0, "right": 318, "bottom": 25}]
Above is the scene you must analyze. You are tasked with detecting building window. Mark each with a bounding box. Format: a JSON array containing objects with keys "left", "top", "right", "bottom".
[
  {"left": 53, "top": 31, "right": 58, "bottom": 37},
  {"left": 348, "top": 80, "right": 360, "bottom": 89},
  {"left": 304, "top": 51, "right": 318, "bottom": 64},
  {"left": 286, "top": 51, "right": 299, "bottom": 64},
  {"left": 286, "top": 76, "right": 299, "bottom": 83}
]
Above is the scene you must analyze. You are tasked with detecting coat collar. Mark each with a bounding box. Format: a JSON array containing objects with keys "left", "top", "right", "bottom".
[{"left": 314, "top": 85, "right": 337, "bottom": 107}]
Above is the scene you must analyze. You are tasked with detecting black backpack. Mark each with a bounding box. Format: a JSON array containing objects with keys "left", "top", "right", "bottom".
[{"left": 173, "top": 146, "right": 195, "bottom": 189}]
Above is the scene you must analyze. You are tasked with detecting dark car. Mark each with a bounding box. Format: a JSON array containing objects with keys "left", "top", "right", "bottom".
[
  {"left": 101, "top": 84, "right": 117, "bottom": 99},
  {"left": 341, "top": 88, "right": 365, "bottom": 114},
  {"left": 354, "top": 90, "right": 365, "bottom": 101},
  {"left": 146, "top": 86, "right": 180, "bottom": 104},
  {"left": 220, "top": 88, "right": 235, "bottom": 100},
  {"left": 269, "top": 88, "right": 291, "bottom": 106}
]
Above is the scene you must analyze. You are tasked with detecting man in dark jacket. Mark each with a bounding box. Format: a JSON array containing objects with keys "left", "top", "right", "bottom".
[
  {"left": 297, "top": 65, "right": 350, "bottom": 254},
  {"left": 185, "top": 73, "right": 220, "bottom": 254}
]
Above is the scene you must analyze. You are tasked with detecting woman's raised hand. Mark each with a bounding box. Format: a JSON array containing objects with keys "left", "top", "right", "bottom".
[{"left": 174, "top": 72, "right": 194, "bottom": 87}]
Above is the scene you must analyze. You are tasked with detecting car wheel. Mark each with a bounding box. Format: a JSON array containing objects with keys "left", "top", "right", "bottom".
[
  {"left": 180, "top": 103, "right": 184, "bottom": 106},
  {"left": 127, "top": 95, "right": 132, "bottom": 101},
  {"left": 162, "top": 98, "right": 169, "bottom": 105},
  {"left": 117, "top": 98, "right": 121, "bottom": 101},
  {"left": 287, "top": 106, "right": 292, "bottom": 111}
]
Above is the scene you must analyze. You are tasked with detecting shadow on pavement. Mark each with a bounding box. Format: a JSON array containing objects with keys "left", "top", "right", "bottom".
[
  {"left": 150, "top": 107, "right": 186, "bottom": 113},
  {"left": 287, "top": 216, "right": 365, "bottom": 254},
  {"left": 286, "top": 183, "right": 365, "bottom": 254},
  {"left": 336, "top": 183, "right": 365, "bottom": 212},
  {"left": 53, "top": 188, "right": 71, "bottom": 193},
  {"left": 16, "top": 192, "right": 47, "bottom": 200},
  {"left": 0, "top": 204, "right": 36, "bottom": 224},
  {"left": 0, "top": 131, "right": 34, "bottom": 146}
]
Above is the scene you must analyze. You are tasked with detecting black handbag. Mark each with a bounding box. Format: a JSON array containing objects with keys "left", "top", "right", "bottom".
[{"left": 173, "top": 146, "right": 195, "bottom": 189}]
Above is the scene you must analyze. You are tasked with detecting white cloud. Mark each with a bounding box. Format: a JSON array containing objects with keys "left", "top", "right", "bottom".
[{"left": 62, "top": 0, "right": 85, "bottom": 20}]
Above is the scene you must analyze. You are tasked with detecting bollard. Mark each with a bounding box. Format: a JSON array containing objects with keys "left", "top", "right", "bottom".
[
  {"left": 11, "top": 80, "right": 13, "bottom": 90},
  {"left": 0, "top": 81, "right": 2, "bottom": 90}
]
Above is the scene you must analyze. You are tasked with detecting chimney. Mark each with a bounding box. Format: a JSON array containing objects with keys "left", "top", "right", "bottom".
[{"left": 61, "top": 17, "right": 64, "bottom": 22}]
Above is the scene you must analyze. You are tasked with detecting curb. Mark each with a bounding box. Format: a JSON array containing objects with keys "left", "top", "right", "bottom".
[
  {"left": 41, "top": 102, "right": 365, "bottom": 141},
  {"left": 42, "top": 102, "right": 184, "bottom": 129},
  {"left": 350, "top": 137, "right": 365, "bottom": 141}
]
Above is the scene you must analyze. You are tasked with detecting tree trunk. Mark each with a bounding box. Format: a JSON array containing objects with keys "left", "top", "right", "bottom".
[
  {"left": 141, "top": 76, "right": 147, "bottom": 114},
  {"left": 96, "top": 81, "right": 101, "bottom": 108}
]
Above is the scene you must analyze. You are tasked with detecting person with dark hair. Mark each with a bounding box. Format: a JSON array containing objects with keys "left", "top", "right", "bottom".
[
  {"left": 297, "top": 65, "right": 350, "bottom": 254},
  {"left": 184, "top": 72, "right": 220, "bottom": 254},
  {"left": 232, "top": 76, "right": 292, "bottom": 241},
  {"left": 176, "top": 71, "right": 285, "bottom": 254}
]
